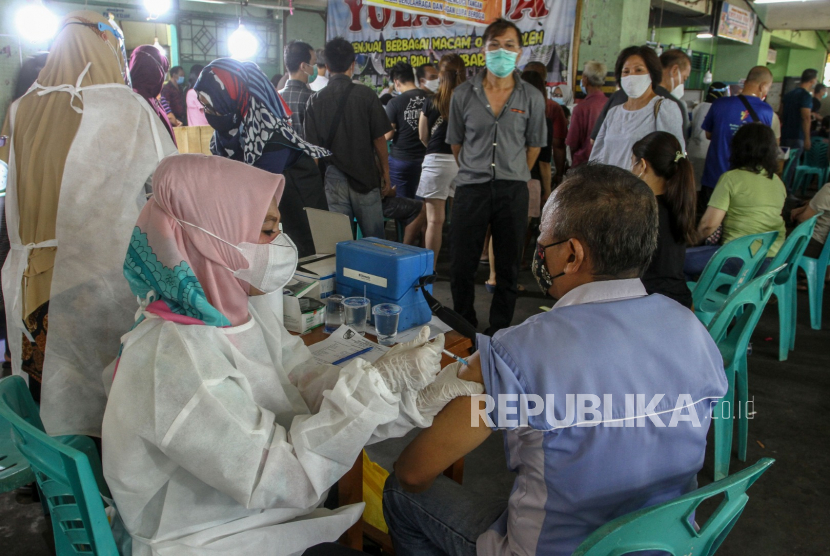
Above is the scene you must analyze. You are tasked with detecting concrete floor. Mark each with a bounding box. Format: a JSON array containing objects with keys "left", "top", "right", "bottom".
[{"left": 1, "top": 238, "right": 829, "bottom": 555}]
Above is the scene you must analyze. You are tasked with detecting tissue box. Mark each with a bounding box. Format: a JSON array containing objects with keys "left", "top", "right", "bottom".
[
  {"left": 283, "top": 279, "right": 326, "bottom": 333},
  {"left": 295, "top": 257, "right": 337, "bottom": 299}
]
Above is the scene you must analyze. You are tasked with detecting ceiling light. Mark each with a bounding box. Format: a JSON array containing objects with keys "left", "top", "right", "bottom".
[
  {"left": 144, "top": 0, "right": 171, "bottom": 17},
  {"left": 229, "top": 23, "right": 258, "bottom": 60},
  {"left": 697, "top": 32, "right": 714, "bottom": 39},
  {"left": 15, "top": 4, "right": 59, "bottom": 43}
]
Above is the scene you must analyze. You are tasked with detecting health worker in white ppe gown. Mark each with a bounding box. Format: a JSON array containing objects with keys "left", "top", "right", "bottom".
[
  {"left": 2, "top": 10, "right": 176, "bottom": 437},
  {"left": 101, "top": 153, "right": 483, "bottom": 556}
]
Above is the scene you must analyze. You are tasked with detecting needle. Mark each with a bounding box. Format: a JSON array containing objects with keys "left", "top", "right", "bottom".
[{"left": 442, "top": 349, "right": 469, "bottom": 366}]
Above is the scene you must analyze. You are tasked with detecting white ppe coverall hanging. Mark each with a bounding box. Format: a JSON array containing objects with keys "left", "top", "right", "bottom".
[
  {"left": 2, "top": 83, "right": 176, "bottom": 436},
  {"left": 102, "top": 294, "right": 439, "bottom": 556}
]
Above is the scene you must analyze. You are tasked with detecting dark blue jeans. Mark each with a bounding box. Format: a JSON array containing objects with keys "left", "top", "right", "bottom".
[
  {"left": 390, "top": 155, "right": 424, "bottom": 199},
  {"left": 383, "top": 473, "right": 508, "bottom": 556}
]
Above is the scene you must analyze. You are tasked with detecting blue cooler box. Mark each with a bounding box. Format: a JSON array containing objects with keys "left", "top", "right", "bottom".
[{"left": 336, "top": 238, "right": 434, "bottom": 332}]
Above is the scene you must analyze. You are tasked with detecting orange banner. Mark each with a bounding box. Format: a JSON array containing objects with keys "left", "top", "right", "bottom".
[{"left": 363, "top": 0, "right": 502, "bottom": 26}]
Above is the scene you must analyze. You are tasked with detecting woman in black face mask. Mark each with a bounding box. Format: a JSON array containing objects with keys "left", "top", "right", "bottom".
[{"left": 193, "top": 58, "right": 331, "bottom": 258}]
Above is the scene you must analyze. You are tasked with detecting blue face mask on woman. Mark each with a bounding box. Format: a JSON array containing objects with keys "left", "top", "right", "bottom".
[
  {"left": 177, "top": 75, "right": 185, "bottom": 85},
  {"left": 485, "top": 49, "right": 518, "bottom": 79}
]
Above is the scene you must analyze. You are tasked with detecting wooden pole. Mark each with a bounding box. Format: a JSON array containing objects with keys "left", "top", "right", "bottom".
[{"left": 571, "top": 0, "right": 585, "bottom": 88}]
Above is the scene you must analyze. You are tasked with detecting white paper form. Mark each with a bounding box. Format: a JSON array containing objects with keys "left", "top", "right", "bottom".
[
  {"left": 393, "top": 316, "right": 453, "bottom": 345},
  {"left": 309, "top": 325, "right": 390, "bottom": 367}
]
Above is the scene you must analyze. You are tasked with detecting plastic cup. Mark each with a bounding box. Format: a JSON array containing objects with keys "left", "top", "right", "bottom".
[
  {"left": 343, "top": 297, "right": 371, "bottom": 336},
  {"left": 324, "top": 294, "right": 344, "bottom": 334},
  {"left": 372, "top": 304, "right": 402, "bottom": 346}
]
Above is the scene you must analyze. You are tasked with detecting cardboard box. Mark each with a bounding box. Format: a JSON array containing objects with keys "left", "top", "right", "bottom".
[
  {"left": 295, "top": 258, "right": 337, "bottom": 298},
  {"left": 173, "top": 126, "right": 214, "bottom": 155},
  {"left": 296, "top": 208, "right": 354, "bottom": 299},
  {"left": 283, "top": 279, "right": 326, "bottom": 333}
]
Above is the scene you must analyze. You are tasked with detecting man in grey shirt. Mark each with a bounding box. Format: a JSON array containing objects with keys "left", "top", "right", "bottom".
[{"left": 447, "top": 18, "right": 546, "bottom": 335}]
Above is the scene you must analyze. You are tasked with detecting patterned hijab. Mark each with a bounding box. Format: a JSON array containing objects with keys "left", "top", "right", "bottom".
[
  {"left": 129, "top": 45, "right": 175, "bottom": 143},
  {"left": 124, "top": 154, "right": 285, "bottom": 327},
  {"left": 193, "top": 58, "right": 330, "bottom": 164}
]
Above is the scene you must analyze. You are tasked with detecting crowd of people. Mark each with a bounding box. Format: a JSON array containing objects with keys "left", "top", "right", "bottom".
[{"left": 0, "top": 8, "right": 826, "bottom": 556}]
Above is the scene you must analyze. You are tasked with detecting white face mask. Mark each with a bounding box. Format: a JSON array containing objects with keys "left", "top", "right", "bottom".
[
  {"left": 177, "top": 219, "right": 298, "bottom": 295},
  {"left": 671, "top": 69, "right": 685, "bottom": 100},
  {"left": 621, "top": 74, "right": 652, "bottom": 99},
  {"left": 424, "top": 78, "right": 440, "bottom": 93}
]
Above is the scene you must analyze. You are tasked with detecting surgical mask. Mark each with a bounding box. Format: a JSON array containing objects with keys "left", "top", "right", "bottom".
[
  {"left": 177, "top": 219, "right": 298, "bottom": 294},
  {"left": 532, "top": 239, "right": 568, "bottom": 296},
  {"left": 553, "top": 97, "right": 565, "bottom": 105},
  {"left": 621, "top": 74, "right": 652, "bottom": 99},
  {"left": 177, "top": 75, "right": 185, "bottom": 85},
  {"left": 671, "top": 69, "right": 685, "bottom": 99},
  {"left": 205, "top": 111, "right": 240, "bottom": 134},
  {"left": 485, "top": 49, "right": 518, "bottom": 79},
  {"left": 424, "top": 78, "right": 440, "bottom": 93},
  {"left": 305, "top": 64, "right": 318, "bottom": 84}
]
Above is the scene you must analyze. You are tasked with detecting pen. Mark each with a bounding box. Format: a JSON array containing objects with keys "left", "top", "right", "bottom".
[
  {"left": 332, "top": 346, "right": 374, "bottom": 366},
  {"left": 442, "top": 349, "right": 470, "bottom": 367}
]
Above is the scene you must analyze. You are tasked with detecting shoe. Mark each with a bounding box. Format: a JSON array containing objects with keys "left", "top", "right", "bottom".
[
  {"left": 479, "top": 258, "right": 490, "bottom": 266},
  {"left": 485, "top": 282, "right": 495, "bottom": 293}
]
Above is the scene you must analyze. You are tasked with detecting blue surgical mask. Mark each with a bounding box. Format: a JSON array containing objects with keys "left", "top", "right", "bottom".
[
  {"left": 177, "top": 75, "right": 185, "bottom": 85},
  {"left": 553, "top": 97, "right": 565, "bottom": 105},
  {"left": 485, "top": 49, "right": 518, "bottom": 79}
]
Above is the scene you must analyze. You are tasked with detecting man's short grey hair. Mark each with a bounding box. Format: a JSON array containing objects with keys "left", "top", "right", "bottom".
[
  {"left": 582, "top": 61, "right": 606, "bottom": 88},
  {"left": 545, "top": 163, "right": 658, "bottom": 278}
]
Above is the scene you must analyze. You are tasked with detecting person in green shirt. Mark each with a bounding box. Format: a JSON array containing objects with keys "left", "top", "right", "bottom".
[{"left": 685, "top": 123, "right": 786, "bottom": 277}]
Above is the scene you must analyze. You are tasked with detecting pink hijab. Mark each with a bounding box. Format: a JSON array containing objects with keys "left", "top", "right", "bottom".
[
  {"left": 125, "top": 154, "right": 285, "bottom": 327},
  {"left": 129, "top": 45, "right": 176, "bottom": 144}
]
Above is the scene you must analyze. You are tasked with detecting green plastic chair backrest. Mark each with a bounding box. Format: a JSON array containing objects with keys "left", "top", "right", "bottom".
[
  {"left": 803, "top": 139, "right": 828, "bottom": 168},
  {"left": 806, "top": 215, "right": 830, "bottom": 267},
  {"left": 767, "top": 214, "right": 821, "bottom": 285},
  {"left": 572, "top": 458, "right": 774, "bottom": 556},
  {"left": 692, "top": 231, "right": 778, "bottom": 306},
  {"left": 706, "top": 266, "right": 785, "bottom": 368},
  {"left": 0, "top": 376, "right": 118, "bottom": 555}
]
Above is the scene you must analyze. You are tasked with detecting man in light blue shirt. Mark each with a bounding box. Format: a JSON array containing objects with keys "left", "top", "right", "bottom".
[{"left": 383, "top": 163, "right": 728, "bottom": 556}]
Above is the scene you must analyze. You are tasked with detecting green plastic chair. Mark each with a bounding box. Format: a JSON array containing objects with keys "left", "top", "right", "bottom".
[
  {"left": 766, "top": 214, "right": 820, "bottom": 361},
  {"left": 706, "top": 266, "right": 784, "bottom": 481},
  {"left": 781, "top": 148, "right": 800, "bottom": 189},
  {"left": 797, "top": 228, "right": 830, "bottom": 330},
  {"left": 688, "top": 231, "right": 779, "bottom": 326},
  {"left": 792, "top": 140, "right": 828, "bottom": 196},
  {"left": 354, "top": 217, "right": 405, "bottom": 243},
  {"left": 0, "top": 416, "right": 36, "bottom": 492},
  {"left": 0, "top": 376, "right": 119, "bottom": 555},
  {"left": 572, "top": 458, "right": 774, "bottom": 556}
]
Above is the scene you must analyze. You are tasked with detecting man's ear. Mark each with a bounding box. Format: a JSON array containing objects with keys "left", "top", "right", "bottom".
[{"left": 564, "top": 238, "right": 586, "bottom": 275}]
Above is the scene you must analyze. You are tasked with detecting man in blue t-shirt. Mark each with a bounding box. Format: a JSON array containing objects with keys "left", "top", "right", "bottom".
[
  {"left": 701, "top": 66, "right": 774, "bottom": 192},
  {"left": 781, "top": 68, "right": 819, "bottom": 186}
]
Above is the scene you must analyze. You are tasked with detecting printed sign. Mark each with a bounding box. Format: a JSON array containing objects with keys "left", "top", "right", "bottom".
[
  {"left": 328, "top": 0, "right": 578, "bottom": 89},
  {"left": 364, "top": 0, "right": 501, "bottom": 26},
  {"left": 718, "top": 2, "right": 756, "bottom": 45}
]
